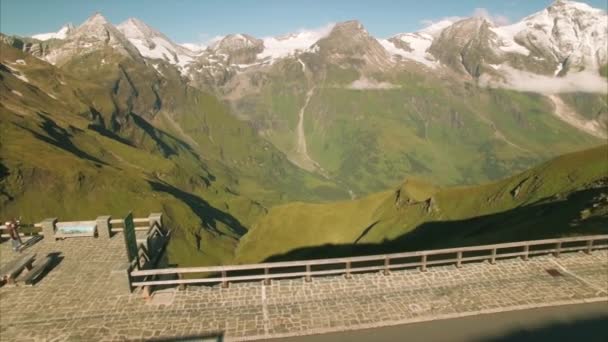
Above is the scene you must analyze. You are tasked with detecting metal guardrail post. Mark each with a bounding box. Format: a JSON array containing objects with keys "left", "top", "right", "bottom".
[
  {"left": 522, "top": 245, "right": 529, "bottom": 261},
  {"left": 263, "top": 267, "right": 271, "bottom": 285},
  {"left": 345, "top": 261, "right": 352, "bottom": 279},
  {"left": 490, "top": 248, "right": 497, "bottom": 264},
  {"left": 586, "top": 240, "right": 594, "bottom": 254},
  {"left": 305, "top": 264, "right": 311, "bottom": 282},
  {"left": 178, "top": 273, "right": 186, "bottom": 291},
  {"left": 456, "top": 251, "right": 463, "bottom": 268},
  {"left": 421, "top": 255, "right": 427, "bottom": 272},
  {"left": 221, "top": 270, "right": 229, "bottom": 288},
  {"left": 383, "top": 256, "right": 390, "bottom": 275},
  {"left": 554, "top": 242, "right": 562, "bottom": 257}
]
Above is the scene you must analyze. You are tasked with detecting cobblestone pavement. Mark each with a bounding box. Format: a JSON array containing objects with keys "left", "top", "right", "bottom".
[{"left": 0, "top": 235, "right": 606, "bottom": 341}]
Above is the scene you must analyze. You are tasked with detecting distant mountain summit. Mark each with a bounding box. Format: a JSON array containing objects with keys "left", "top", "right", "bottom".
[
  {"left": 116, "top": 18, "right": 195, "bottom": 69},
  {"left": 42, "top": 13, "right": 141, "bottom": 65},
  {"left": 32, "top": 23, "right": 74, "bottom": 41}
]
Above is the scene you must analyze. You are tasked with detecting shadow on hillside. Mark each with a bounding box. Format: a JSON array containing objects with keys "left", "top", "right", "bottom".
[
  {"left": 0, "top": 161, "right": 8, "bottom": 180},
  {"left": 149, "top": 180, "right": 247, "bottom": 237},
  {"left": 477, "top": 315, "right": 608, "bottom": 342},
  {"left": 263, "top": 186, "right": 608, "bottom": 262},
  {"left": 14, "top": 113, "right": 107, "bottom": 167}
]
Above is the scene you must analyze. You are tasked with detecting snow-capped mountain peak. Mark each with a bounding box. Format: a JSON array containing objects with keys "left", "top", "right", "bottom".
[
  {"left": 32, "top": 23, "right": 74, "bottom": 41},
  {"left": 257, "top": 23, "right": 335, "bottom": 61},
  {"left": 491, "top": 0, "right": 607, "bottom": 71},
  {"left": 117, "top": 17, "right": 195, "bottom": 70}
]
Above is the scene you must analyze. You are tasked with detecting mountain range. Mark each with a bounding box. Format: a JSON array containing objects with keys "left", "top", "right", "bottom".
[{"left": 1, "top": 0, "right": 606, "bottom": 265}]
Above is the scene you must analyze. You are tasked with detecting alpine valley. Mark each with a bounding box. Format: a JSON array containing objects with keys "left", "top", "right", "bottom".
[{"left": 1, "top": 0, "right": 606, "bottom": 265}]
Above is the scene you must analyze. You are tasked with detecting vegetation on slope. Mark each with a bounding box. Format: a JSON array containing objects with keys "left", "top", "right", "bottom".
[
  {"left": 235, "top": 145, "right": 608, "bottom": 263},
  {"left": 0, "top": 41, "right": 345, "bottom": 266},
  {"left": 226, "top": 55, "right": 602, "bottom": 196}
]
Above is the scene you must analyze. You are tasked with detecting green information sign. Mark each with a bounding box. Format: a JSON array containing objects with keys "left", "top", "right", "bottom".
[{"left": 123, "top": 212, "right": 138, "bottom": 263}]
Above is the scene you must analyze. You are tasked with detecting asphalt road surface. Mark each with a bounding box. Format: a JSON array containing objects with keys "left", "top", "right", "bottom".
[{"left": 279, "top": 301, "right": 608, "bottom": 342}]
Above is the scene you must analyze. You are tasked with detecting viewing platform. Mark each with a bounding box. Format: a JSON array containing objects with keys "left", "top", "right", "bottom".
[{"left": 0, "top": 216, "right": 606, "bottom": 341}]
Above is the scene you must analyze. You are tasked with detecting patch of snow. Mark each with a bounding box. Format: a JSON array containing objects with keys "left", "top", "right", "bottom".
[
  {"left": 297, "top": 58, "right": 306, "bottom": 72},
  {"left": 15, "top": 59, "right": 26, "bottom": 65},
  {"left": 419, "top": 19, "right": 456, "bottom": 36},
  {"left": 180, "top": 43, "right": 206, "bottom": 52},
  {"left": 488, "top": 64, "right": 502, "bottom": 70},
  {"left": 554, "top": 62, "right": 563, "bottom": 76},
  {"left": 11, "top": 90, "right": 23, "bottom": 97},
  {"left": 32, "top": 24, "right": 73, "bottom": 41},
  {"left": 380, "top": 34, "right": 439, "bottom": 68},
  {"left": 490, "top": 20, "right": 531, "bottom": 56},
  {"left": 152, "top": 63, "right": 164, "bottom": 76},
  {"left": 258, "top": 23, "right": 335, "bottom": 61},
  {"left": 117, "top": 18, "right": 195, "bottom": 69},
  {"left": 47, "top": 93, "right": 57, "bottom": 100}
]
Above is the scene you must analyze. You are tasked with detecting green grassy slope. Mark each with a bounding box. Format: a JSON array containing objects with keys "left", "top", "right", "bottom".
[
  {"left": 226, "top": 56, "right": 602, "bottom": 196},
  {"left": 0, "top": 42, "right": 345, "bottom": 266},
  {"left": 235, "top": 145, "right": 608, "bottom": 263}
]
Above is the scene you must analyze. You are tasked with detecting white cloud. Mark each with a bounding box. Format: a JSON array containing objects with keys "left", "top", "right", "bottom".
[{"left": 479, "top": 66, "right": 608, "bottom": 94}]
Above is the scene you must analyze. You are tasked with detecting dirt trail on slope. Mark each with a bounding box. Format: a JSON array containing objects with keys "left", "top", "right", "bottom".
[{"left": 548, "top": 95, "right": 607, "bottom": 139}]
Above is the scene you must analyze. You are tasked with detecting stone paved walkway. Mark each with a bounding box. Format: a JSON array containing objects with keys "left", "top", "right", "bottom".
[{"left": 0, "top": 234, "right": 606, "bottom": 341}]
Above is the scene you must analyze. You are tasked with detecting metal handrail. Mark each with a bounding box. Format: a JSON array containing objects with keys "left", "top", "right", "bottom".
[{"left": 130, "top": 234, "right": 608, "bottom": 288}]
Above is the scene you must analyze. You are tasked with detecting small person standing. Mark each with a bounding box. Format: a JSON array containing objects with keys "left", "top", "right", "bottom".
[{"left": 5, "top": 218, "right": 22, "bottom": 252}]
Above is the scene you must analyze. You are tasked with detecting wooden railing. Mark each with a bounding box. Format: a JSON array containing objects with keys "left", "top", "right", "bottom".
[{"left": 130, "top": 235, "right": 608, "bottom": 293}]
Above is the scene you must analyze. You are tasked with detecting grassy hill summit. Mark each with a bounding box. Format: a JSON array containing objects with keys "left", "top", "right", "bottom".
[{"left": 235, "top": 145, "right": 608, "bottom": 263}]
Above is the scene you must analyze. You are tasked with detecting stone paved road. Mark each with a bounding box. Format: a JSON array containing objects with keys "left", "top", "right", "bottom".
[
  {"left": 282, "top": 302, "right": 608, "bottom": 342},
  {"left": 0, "top": 234, "right": 606, "bottom": 341}
]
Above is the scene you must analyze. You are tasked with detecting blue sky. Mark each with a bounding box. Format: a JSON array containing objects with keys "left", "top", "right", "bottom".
[{"left": 1, "top": 0, "right": 606, "bottom": 44}]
